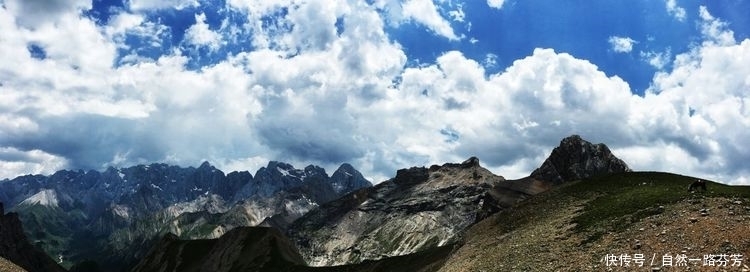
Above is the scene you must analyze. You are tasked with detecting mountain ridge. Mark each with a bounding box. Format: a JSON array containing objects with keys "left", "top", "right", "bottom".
[
  {"left": 0, "top": 135, "right": 635, "bottom": 270},
  {"left": 286, "top": 135, "right": 632, "bottom": 266},
  {"left": 0, "top": 160, "right": 372, "bottom": 270},
  {"left": 129, "top": 135, "right": 636, "bottom": 270}
]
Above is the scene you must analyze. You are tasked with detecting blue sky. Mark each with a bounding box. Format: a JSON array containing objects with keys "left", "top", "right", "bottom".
[{"left": 1, "top": 0, "right": 749, "bottom": 184}]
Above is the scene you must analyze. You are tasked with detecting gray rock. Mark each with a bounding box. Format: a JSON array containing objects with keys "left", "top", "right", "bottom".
[
  {"left": 287, "top": 157, "right": 507, "bottom": 266},
  {"left": 530, "top": 135, "right": 631, "bottom": 184}
]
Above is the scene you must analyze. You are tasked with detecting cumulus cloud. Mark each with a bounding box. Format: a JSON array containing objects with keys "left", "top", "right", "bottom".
[
  {"left": 0, "top": 148, "right": 68, "bottom": 180},
  {"left": 608, "top": 36, "right": 637, "bottom": 53},
  {"left": 1, "top": 2, "right": 749, "bottom": 187},
  {"left": 630, "top": 7, "right": 750, "bottom": 184},
  {"left": 487, "top": 0, "right": 506, "bottom": 9},
  {"left": 698, "top": 6, "right": 735, "bottom": 46},
  {"left": 640, "top": 49, "right": 672, "bottom": 69},
  {"left": 184, "top": 13, "right": 222, "bottom": 51},
  {"left": 665, "top": 0, "right": 687, "bottom": 21},
  {"left": 4, "top": 0, "right": 91, "bottom": 28},
  {"left": 374, "top": 0, "right": 461, "bottom": 41},
  {"left": 129, "top": 0, "right": 199, "bottom": 11}
]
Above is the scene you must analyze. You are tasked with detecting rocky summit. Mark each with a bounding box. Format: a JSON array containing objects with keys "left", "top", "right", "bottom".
[
  {"left": 287, "top": 157, "right": 506, "bottom": 266},
  {"left": 530, "top": 135, "right": 631, "bottom": 184}
]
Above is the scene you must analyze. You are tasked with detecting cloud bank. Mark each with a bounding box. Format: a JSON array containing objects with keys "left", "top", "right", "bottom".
[{"left": 0, "top": 1, "right": 749, "bottom": 185}]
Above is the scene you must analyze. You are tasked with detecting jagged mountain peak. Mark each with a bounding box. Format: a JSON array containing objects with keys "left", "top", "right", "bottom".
[
  {"left": 531, "top": 135, "right": 631, "bottom": 184},
  {"left": 303, "top": 165, "right": 327, "bottom": 177},
  {"left": 330, "top": 163, "right": 371, "bottom": 195},
  {"left": 197, "top": 161, "right": 215, "bottom": 170}
]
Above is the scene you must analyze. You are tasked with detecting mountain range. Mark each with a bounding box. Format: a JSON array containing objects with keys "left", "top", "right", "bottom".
[
  {"left": 0, "top": 160, "right": 370, "bottom": 270},
  {"left": 10, "top": 135, "right": 724, "bottom": 272}
]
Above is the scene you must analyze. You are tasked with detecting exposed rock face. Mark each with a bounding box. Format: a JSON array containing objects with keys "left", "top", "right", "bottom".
[
  {"left": 0, "top": 203, "right": 66, "bottom": 272},
  {"left": 287, "top": 157, "right": 506, "bottom": 266},
  {"left": 530, "top": 135, "right": 631, "bottom": 184}
]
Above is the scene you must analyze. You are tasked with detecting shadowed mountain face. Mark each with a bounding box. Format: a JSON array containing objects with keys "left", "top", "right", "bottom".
[
  {"left": 531, "top": 135, "right": 631, "bottom": 184},
  {"left": 131, "top": 227, "right": 306, "bottom": 272},
  {"left": 0, "top": 203, "right": 66, "bottom": 272},
  {"left": 132, "top": 226, "right": 454, "bottom": 272},
  {"left": 0, "top": 161, "right": 371, "bottom": 270}
]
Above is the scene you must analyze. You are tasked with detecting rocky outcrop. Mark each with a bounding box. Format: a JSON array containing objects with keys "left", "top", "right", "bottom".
[
  {"left": 0, "top": 202, "right": 66, "bottom": 272},
  {"left": 287, "top": 157, "right": 506, "bottom": 266},
  {"left": 530, "top": 135, "right": 631, "bottom": 184}
]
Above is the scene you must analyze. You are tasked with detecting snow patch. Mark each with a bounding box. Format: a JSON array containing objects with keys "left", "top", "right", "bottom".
[{"left": 277, "top": 166, "right": 291, "bottom": 176}]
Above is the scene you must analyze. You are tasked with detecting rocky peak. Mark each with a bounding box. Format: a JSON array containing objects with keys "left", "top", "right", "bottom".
[
  {"left": 393, "top": 167, "right": 430, "bottom": 185},
  {"left": 330, "top": 164, "right": 371, "bottom": 195},
  {"left": 197, "top": 161, "right": 217, "bottom": 172},
  {"left": 462, "top": 156, "right": 481, "bottom": 167},
  {"left": 303, "top": 165, "right": 327, "bottom": 178},
  {"left": 531, "top": 135, "right": 631, "bottom": 184}
]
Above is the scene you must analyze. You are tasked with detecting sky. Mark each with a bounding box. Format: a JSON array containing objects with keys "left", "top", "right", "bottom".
[{"left": 1, "top": 0, "right": 749, "bottom": 184}]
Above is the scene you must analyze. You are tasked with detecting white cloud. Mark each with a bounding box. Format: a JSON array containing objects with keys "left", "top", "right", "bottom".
[
  {"left": 636, "top": 7, "right": 750, "bottom": 183},
  {"left": 483, "top": 53, "right": 498, "bottom": 68},
  {"left": 698, "top": 6, "right": 736, "bottom": 46},
  {"left": 1, "top": 2, "right": 750, "bottom": 188},
  {"left": 0, "top": 147, "right": 69, "bottom": 179},
  {"left": 106, "top": 13, "right": 145, "bottom": 36},
  {"left": 608, "top": 36, "right": 637, "bottom": 53},
  {"left": 184, "top": 13, "right": 223, "bottom": 51},
  {"left": 640, "top": 48, "right": 671, "bottom": 69},
  {"left": 487, "top": 0, "right": 506, "bottom": 9},
  {"left": 129, "top": 0, "right": 199, "bottom": 11},
  {"left": 392, "top": 0, "right": 461, "bottom": 40},
  {"left": 448, "top": 4, "right": 465, "bottom": 22},
  {"left": 665, "top": 0, "right": 687, "bottom": 21},
  {"left": 4, "top": 0, "right": 91, "bottom": 28}
]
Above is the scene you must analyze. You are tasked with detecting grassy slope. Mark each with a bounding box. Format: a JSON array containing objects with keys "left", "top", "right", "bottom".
[{"left": 439, "top": 172, "right": 750, "bottom": 271}]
